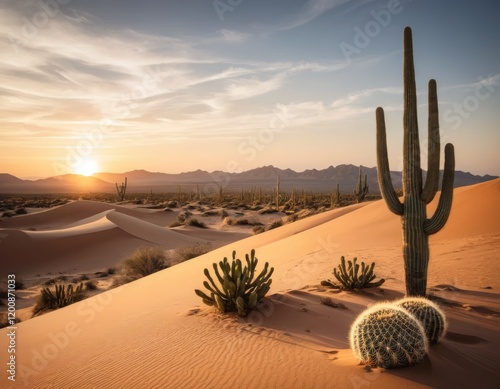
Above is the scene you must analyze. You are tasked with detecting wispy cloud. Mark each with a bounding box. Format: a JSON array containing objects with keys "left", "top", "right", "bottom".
[
  {"left": 441, "top": 74, "right": 500, "bottom": 92},
  {"left": 216, "top": 29, "right": 251, "bottom": 43},
  {"left": 276, "top": 0, "right": 352, "bottom": 31},
  {"left": 0, "top": 2, "right": 352, "bottom": 152},
  {"left": 224, "top": 73, "right": 286, "bottom": 100}
]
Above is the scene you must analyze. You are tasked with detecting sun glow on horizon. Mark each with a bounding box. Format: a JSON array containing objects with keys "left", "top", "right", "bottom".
[{"left": 75, "top": 158, "right": 99, "bottom": 177}]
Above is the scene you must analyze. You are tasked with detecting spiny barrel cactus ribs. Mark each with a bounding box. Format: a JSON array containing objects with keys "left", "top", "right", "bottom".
[
  {"left": 394, "top": 297, "right": 447, "bottom": 345},
  {"left": 350, "top": 303, "right": 428, "bottom": 368},
  {"left": 195, "top": 249, "right": 274, "bottom": 317},
  {"left": 376, "top": 27, "right": 455, "bottom": 296}
]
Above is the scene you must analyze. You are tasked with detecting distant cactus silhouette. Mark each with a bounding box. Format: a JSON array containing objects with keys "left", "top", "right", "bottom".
[
  {"left": 350, "top": 303, "right": 428, "bottom": 368},
  {"left": 376, "top": 27, "right": 455, "bottom": 296},
  {"left": 354, "top": 165, "right": 369, "bottom": 203},
  {"left": 394, "top": 297, "right": 447, "bottom": 345},
  {"left": 116, "top": 177, "right": 128, "bottom": 201}
]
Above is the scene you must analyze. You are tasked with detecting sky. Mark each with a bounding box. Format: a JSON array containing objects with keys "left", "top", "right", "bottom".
[{"left": 1, "top": 0, "right": 499, "bottom": 179}]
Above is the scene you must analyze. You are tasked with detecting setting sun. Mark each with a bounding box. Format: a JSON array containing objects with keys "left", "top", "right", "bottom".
[{"left": 75, "top": 158, "right": 99, "bottom": 176}]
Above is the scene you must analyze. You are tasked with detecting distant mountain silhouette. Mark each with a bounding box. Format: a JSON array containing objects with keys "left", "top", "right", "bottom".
[{"left": 0, "top": 165, "right": 496, "bottom": 194}]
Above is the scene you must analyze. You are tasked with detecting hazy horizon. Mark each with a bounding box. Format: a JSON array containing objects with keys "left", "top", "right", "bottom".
[{"left": 1, "top": 0, "right": 499, "bottom": 179}]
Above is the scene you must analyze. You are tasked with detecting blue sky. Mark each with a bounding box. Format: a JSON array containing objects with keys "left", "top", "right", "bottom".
[{"left": 1, "top": 0, "right": 499, "bottom": 178}]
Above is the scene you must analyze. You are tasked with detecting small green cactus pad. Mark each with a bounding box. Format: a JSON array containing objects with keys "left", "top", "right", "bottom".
[
  {"left": 394, "top": 297, "right": 447, "bottom": 345},
  {"left": 350, "top": 303, "right": 428, "bottom": 368}
]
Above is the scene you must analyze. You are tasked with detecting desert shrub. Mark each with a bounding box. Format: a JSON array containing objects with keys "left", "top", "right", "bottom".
[
  {"left": 177, "top": 211, "right": 192, "bottom": 223},
  {"left": 14, "top": 278, "right": 25, "bottom": 290},
  {"left": 106, "top": 267, "right": 116, "bottom": 275},
  {"left": 321, "top": 256, "right": 385, "bottom": 290},
  {"left": 44, "top": 278, "right": 57, "bottom": 286},
  {"left": 252, "top": 226, "right": 265, "bottom": 235},
  {"left": 33, "top": 283, "right": 86, "bottom": 316},
  {"left": 170, "top": 243, "right": 213, "bottom": 264},
  {"left": 195, "top": 249, "right": 274, "bottom": 317},
  {"left": 258, "top": 207, "right": 278, "bottom": 215},
  {"left": 224, "top": 217, "right": 262, "bottom": 227},
  {"left": 85, "top": 280, "right": 98, "bottom": 290},
  {"left": 219, "top": 209, "right": 229, "bottom": 219},
  {"left": 109, "top": 275, "right": 134, "bottom": 289},
  {"left": 266, "top": 220, "right": 283, "bottom": 231},
  {"left": 0, "top": 314, "right": 21, "bottom": 329},
  {"left": 122, "top": 247, "right": 168, "bottom": 280},
  {"left": 320, "top": 297, "right": 347, "bottom": 309},
  {"left": 223, "top": 217, "right": 235, "bottom": 226},
  {"left": 15, "top": 207, "right": 27, "bottom": 215},
  {"left": 187, "top": 218, "right": 207, "bottom": 228}
]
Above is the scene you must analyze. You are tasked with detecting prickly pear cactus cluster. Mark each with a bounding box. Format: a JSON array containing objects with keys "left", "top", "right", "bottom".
[
  {"left": 394, "top": 297, "right": 447, "bottom": 344},
  {"left": 195, "top": 249, "right": 274, "bottom": 317},
  {"left": 350, "top": 303, "right": 428, "bottom": 368}
]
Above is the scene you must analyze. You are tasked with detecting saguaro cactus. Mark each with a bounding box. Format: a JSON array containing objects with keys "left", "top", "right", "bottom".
[
  {"left": 115, "top": 177, "right": 127, "bottom": 201},
  {"left": 354, "top": 165, "right": 369, "bottom": 203},
  {"left": 376, "top": 27, "right": 455, "bottom": 296}
]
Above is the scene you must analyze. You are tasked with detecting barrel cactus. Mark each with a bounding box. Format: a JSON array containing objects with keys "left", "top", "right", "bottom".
[
  {"left": 394, "top": 297, "right": 447, "bottom": 345},
  {"left": 350, "top": 303, "right": 428, "bottom": 368}
]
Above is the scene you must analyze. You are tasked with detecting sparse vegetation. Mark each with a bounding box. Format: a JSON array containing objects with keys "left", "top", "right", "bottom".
[
  {"left": 32, "top": 283, "right": 86, "bottom": 316},
  {"left": 252, "top": 226, "right": 265, "bottom": 235},
  {"left": 0, "top": 314, "right": 21, "bottom": 329},
  {"left": 321, "top": 256, "right": 385, "bottom": 290},
  {"left": 14, "top": 278, "right": 25, "bottom": 290},
  {"left": 116, "top": 177, "right": 128, "bottom": 201},
  {"left": 187, "top": 218, "right": 208, "bottom": 228},
  {"left": 168, "top": 243, "right": 213, "bottom": 264},
  {"left": 195, "top": 249, "right": 274, "bottom": 317},
  {"left": 266, "top": 219, "right": 283, "bottom": 231},
  {"left": 121, "top": 247, "right": 168, "bottom": 280},
  {"left": 354, "top": 165, "right": 369, "bottom": 203},
  {"left": 85, "top": 280, "right": 98, "bottom": 290},
  {"left": 320, "top": 297, "right": 347, "bottom": 309}
]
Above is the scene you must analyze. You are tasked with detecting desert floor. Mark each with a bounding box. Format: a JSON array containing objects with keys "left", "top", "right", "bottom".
[{"left": 0, "top": 179, "right": 499, "bottom": 388}]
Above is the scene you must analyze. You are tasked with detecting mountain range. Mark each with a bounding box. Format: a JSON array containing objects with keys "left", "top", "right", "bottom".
[{"left": 0, "top": 165, "right": 497, "bottom": 194}]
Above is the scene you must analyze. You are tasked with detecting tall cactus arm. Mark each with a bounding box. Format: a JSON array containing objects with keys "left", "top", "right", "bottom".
[
  {"left": 376, "top": 107, "right": 404, "bottom": 215},
  {"left": 424, "top": 143, "right": 455, "bottom": 235},
  {"left": 402, "top": 26, "right": 422, "bottom": 195},
  {"left": 421, "top": 79, "right": 441, "bottom": 204}
]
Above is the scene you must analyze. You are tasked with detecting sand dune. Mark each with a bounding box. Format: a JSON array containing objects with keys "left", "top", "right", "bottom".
[
  {"left": 0, "top": 200, "right": 177, "bottom": 230},
  {"left": 0, "top": 180, "right": 499, "bottom": 388},
  {"left": 0, "top": 206, "right": 205, "bottom": 279}
]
